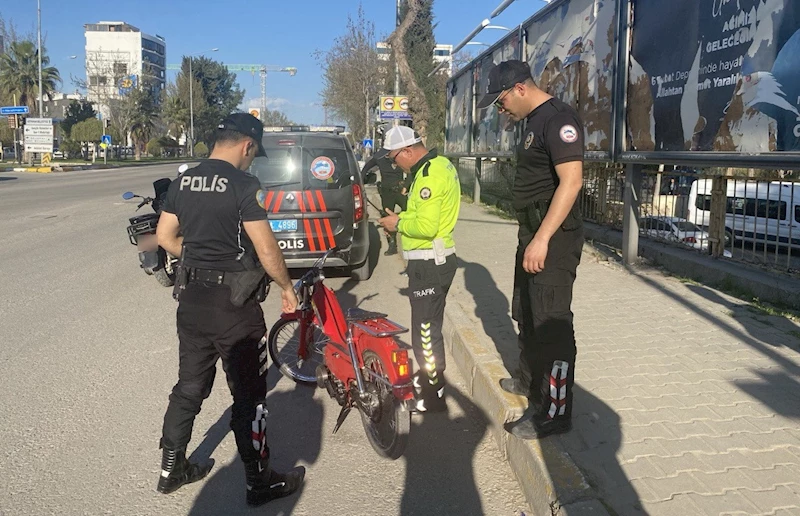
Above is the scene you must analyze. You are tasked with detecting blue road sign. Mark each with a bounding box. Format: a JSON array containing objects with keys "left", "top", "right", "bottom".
[
  {"left": 362, "top": 138, "right": 373, "bottom": 150},
  {"left": 101, "top": 134, "right": 112, "bottom": 146},
  {"left": 1, "top": 106, "right": 29, "bottom": 115}
]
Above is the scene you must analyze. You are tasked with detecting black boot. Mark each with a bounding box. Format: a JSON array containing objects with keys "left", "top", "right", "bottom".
[
  {"left": 412, "top": 373, "right": 447, "bottom": 413},
  {"left": 499, "top": 377, "right": 528, "bottom": 396},
  {"left": 244, "top": 459, "right": 305, "bottom": 506},
  {"left": 505, "top": 360, "right": 572, "bottom": 439},
  {"left": 156, "top": 447, "right": 213, "bottom": 494}
]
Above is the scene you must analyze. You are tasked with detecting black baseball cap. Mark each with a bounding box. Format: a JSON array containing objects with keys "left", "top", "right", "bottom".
[
  {"left": 217, "top": 113, "right": 267, "bottom": 157},
  {"left": 476, "top": 60, "right": 533, "bottom": 109}
]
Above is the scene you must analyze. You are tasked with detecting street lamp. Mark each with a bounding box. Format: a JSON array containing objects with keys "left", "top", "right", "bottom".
[
  {"left": 188, "top": 48, "right": 219, "bottom": 157},
  {"left": 484, "top": 25, "right": 512, "bottom": 31}
]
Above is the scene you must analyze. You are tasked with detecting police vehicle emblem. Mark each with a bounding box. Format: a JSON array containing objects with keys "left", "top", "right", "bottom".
[
  {"left": 524, "top": 132, "right": 534, "bottom": 149},
  {"left": 420, "top": 187, "right": 431, "bottom": 200},
  {"left": 559, "top": 125, "right": 578, "bottom": 143}
]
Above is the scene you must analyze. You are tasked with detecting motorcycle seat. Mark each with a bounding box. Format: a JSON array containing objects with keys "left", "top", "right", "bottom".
[{"left": 346, "top": 307, "right": 388, "bottom": 323}]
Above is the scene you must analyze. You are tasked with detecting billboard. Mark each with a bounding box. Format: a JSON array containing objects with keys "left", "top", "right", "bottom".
[
  {"left": 523, "top": 0, "right": 617, "bottom": 156},
  {"left": 444, "top": 0, "right": 800, "bottom": 166},
  {"left": 444, "top": 68, "right": 473, "bottom": 155},
  {"left": 626, "top": 0, "right": 800, "bottom": 155}
]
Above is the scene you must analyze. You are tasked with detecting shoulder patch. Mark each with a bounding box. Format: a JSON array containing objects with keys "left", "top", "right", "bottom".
[
  {"left": 559, "top": 125, "right": 579, "bottom": 143},
  {"left": 420, "top": 187, "right": 431, "bottom": 200},
  {"left": 524, "top": 132, "right": 534, "bottom": 149},
  {"left": 256, "top": 189, "right": 266, "bottom": 209}
]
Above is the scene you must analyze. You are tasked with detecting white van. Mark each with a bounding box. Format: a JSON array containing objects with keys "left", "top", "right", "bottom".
[{"left": 687, "top": 178, "right": 800, "bottom": 249}]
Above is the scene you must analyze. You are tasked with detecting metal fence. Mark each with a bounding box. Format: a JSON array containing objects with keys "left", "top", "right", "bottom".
[{"left": 451, "top": 157, "right": 800, "bottom": 276}]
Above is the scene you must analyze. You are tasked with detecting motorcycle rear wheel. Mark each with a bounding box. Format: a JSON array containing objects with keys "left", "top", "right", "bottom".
[
  {"left": 268, "top": 318, "right": 328, "bottom": 385},
  {"left": 359, "top": 350, "right": 410, "bottom": 460}
]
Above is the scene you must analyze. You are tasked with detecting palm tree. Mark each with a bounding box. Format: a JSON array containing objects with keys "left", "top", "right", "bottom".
[{"left": 0, "top": 40, "right": 61, "bottom": 113}]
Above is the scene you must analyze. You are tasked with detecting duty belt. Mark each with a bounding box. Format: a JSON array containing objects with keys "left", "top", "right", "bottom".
[
  {"left": 402, "top": 247, "right": 456, "bottom": 261},
  {"left": 188, "top": 268, "right": 226, "bottom": 285}
]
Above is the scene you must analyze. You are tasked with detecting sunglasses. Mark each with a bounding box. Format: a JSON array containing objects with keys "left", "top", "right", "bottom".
[
  {"left": 494, "top": 89, "right": 512, "bottom": 109},
  {"left": 387, "top": 148, "right": 405, "bottom": 163}
]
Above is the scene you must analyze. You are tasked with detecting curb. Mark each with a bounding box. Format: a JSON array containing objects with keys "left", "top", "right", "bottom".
[{"left": 443, "top": 279, "right": 610, "bottom": 516}]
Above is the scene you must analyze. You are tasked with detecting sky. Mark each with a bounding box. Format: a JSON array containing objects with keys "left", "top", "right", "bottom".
[{"left": 2, "top": 0, "right": 549, "bottom": 125}]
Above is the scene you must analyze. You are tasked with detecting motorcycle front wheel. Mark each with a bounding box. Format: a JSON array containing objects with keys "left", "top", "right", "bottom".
[
  {"left": 268, "top": 318, "right": 328, "bottom": 385},
  {"left": 359, "top": 350, "right": 410, "bottom": 460},
  {"left": 153, "top": 267, "right": 175, "bottom": 287}
]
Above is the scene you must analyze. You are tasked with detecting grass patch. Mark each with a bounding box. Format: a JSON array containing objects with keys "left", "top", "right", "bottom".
[{"left": 675, "top": 275, "right": 702, "bottom": 287}]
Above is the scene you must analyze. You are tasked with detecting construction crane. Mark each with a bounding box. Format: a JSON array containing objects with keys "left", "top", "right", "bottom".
[{"left": 166, "top": 63, "right": 297, "bottom": 121}]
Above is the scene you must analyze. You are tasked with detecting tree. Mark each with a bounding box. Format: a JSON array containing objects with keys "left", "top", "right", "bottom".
[
  {"left": 316, "top": 4, "right": 383, "bottom": 140},
  {"left": 262, "top": 109, "right": 295, "bottom": 126},
  {"left": 0, "top": 40, "right": 62, "bottom": 114},
  {"left": 116, "top": 82, "right": 160, "bottom": 160},
  {"left": 162, "top": 73, "right": 207, "bottom": 151},
  {"left": 0, "top": 122, "right": 15, "bottom": 148},
  {"left": 194, "top": 142, "right": 209, "bottom": 157},
  {"left": 162, "top": 56, "right": 243, "bottom": 151},
  {"left": 71, "top": 119, "right": 103, "bottom": 142},
  {"left": 146, "top": 138, "right": 162, "bottom": 157},
  {"left": 71, "top": 118, "right": 103, "bottom": 159},
  {"left": 387, "top": 0, "right": 433, "bottom": 141},
  {"left": 60, "top": 100, "right": 97, "bottom": 139}
]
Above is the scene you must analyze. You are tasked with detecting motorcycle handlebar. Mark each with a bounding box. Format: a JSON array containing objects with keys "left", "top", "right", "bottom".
[{"left": 293, "top": 247, "right": 340, "bottom": 291}]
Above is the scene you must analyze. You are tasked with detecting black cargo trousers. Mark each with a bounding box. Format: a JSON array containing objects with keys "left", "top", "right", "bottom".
[
  {"left": 407, "top": 255, "right": 458, "bottom": 394},
  {"left": 511, "top": 206, "right": 583, "bottom": 421},
  {"left": 161, "top": 280, "right": 269, "bottom": 463}
]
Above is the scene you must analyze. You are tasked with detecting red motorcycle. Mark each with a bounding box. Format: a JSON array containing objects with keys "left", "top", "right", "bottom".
[{"left": 268, "top": 248, "right": 414, "bottom": 459}]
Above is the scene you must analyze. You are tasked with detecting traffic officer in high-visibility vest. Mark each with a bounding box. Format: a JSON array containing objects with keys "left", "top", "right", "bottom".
[{"left": 378, "top": 126, "right": 460, "bottom": 412}]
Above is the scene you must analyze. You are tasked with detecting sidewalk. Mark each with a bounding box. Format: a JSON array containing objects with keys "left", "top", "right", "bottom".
[{"left": 443, "top": 200, "right": 800, "bottom": 515}]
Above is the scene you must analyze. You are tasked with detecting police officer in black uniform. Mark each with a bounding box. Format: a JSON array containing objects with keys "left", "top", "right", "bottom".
[
  {"left": 155, "top": 113, "right": 304, "bottom": 505},
  {"left": 477, "top": 60, "right": 584, "bottom": 439},
  {"left": 361, "top": 153, "right": 409, "bottom": 255}
]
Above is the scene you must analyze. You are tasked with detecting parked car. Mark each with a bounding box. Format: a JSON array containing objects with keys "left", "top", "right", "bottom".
[
  {"left": 248, "top": 125, "right": 372, "bottom": 280},
  {"left": 640, "top": 216, "right": 710, "bottom": 251}
]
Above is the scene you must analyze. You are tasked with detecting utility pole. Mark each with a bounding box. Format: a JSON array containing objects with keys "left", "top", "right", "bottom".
[
  {"left": 37, "top": 0, "right": 44, "bottom": 117},
  {"left": 394, "top": 0, "right": 401, "bottom": 127}
]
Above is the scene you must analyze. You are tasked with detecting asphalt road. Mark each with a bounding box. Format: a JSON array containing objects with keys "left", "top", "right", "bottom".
[{"left": 0, "top": 164, "right": 529, "bottom": 516}]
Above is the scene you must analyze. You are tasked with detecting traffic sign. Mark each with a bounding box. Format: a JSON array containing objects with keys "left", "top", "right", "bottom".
[
  {"left": 102, "top": 134, "right": 112, "bottom": 146},
  {"left": 42, "top": 153, "right": 52, "bottom": 165},
  {"left": 24, "top": 143, "right": 54, "bottom": 153},
  {"left": 362, "top": 138, "right": 373, "bottom": 150},
  {"left": 24, "top": 125, "right": 53, "bottom": 136},
  {"left": 0, "top": 106, "right": 29, "bottom": 115},
  {"left": 23, "top": 135, "right": 53, "bottom": 144},
  {"left": 25, "top": 117, "right": 53, "bottom": 126},
  {"left": 379, "top": 95, "right": 411, "bottom": 120}
]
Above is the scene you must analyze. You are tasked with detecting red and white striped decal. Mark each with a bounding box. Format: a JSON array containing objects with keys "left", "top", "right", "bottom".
[{"left": 296, "top": 194, "right": 317, "bottom": 252}]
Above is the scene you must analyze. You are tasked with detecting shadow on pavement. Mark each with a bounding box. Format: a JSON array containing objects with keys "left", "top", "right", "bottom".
[
  {"left": 558, "top": 384, "right": 644, "bottom": 515},
  {"left": 682, "top": 283, "right": 800, "bottom": 418},
  {"left": 188, "top": 379, "right": 322, "bottom": 515},
  {"left": 458, "top": 258, "right": 519, "bottom": 375},
  {"left": 401, "top": 386, "right": 486, "bottom": 516}
]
